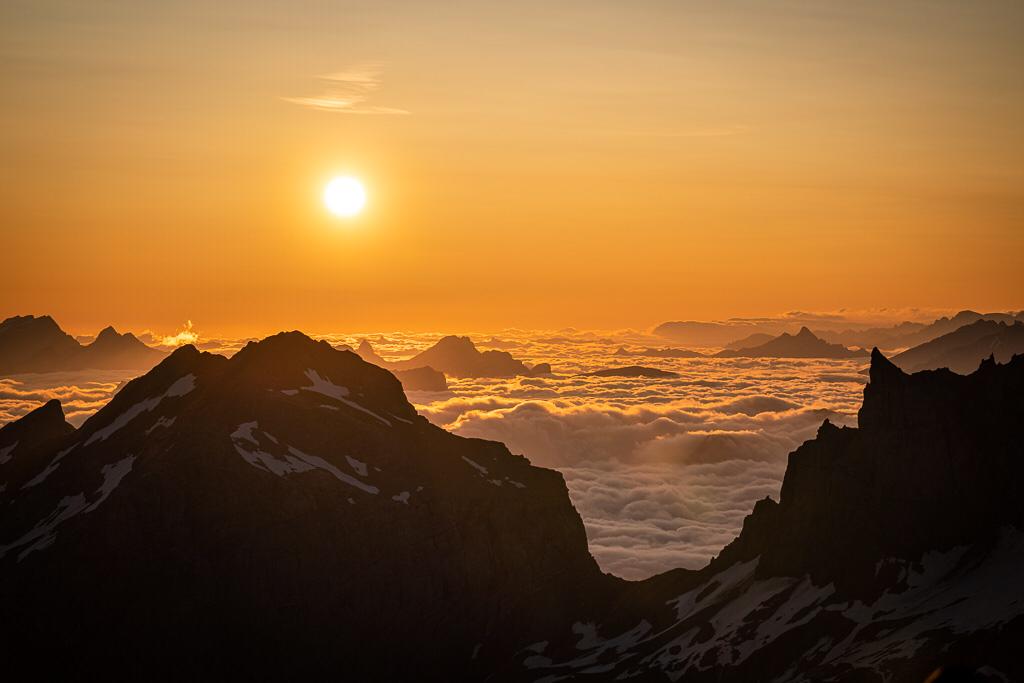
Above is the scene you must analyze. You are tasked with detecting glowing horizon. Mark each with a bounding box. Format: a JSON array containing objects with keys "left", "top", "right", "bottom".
[{"left": 2, "top": 1, "right": 1022, "bottom": 335}]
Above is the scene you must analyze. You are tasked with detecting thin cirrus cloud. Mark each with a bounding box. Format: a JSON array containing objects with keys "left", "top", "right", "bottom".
[{"left": 282, "top": 65, "right": 410, "bottom": 115}]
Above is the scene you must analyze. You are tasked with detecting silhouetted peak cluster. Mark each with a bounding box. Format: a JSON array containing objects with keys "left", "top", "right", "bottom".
[
  {"left": 713, "top": 349, "right": 1024, "bottom": 593},
  {"left": 0, "top": 314, "right": 164, "bottom": 373}
]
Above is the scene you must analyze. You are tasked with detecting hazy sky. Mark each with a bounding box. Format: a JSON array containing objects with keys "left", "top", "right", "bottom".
[{"left": 2, "top": 0, "right": 1022, "bottom": 335}]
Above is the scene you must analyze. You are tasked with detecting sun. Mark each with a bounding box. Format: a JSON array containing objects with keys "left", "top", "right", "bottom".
[{"left": 323, "top": 176, "right": 366, "bottom": 217}]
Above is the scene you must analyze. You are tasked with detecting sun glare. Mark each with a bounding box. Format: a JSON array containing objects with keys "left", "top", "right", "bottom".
[{"left": 324, "top": 176, "right": 366, "bottom": 217}]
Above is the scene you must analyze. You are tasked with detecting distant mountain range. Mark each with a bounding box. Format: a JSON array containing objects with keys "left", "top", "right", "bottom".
[
  {"left": 655, "top": 309, "right": 1023, "bottom": 351},
  {"left": 2, "top": 332, "right": 1021, "bottom": 679},
  {"left": 818, "top": 309, "right": 1024, "bottom": 351},
  {"left": 0, "top": 315, "right": 164, "bottom": 374},
  {"left": 892, "top": 319, "right": 1024, "bottom": 374},
  {"left": 715, "top": 326, "right": 869, "bottom": 359}
]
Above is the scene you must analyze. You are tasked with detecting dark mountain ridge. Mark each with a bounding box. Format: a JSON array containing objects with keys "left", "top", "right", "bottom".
[{"left": 0, "top": 332, "right": 610, "bottom": 679}]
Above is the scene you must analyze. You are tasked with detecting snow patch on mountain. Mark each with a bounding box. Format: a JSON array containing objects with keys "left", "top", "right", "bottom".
[
  {"left": 1, "top": 454, "right": 136, "bottom": 561},
  {"left": 0, "top": 441, "right": 17, "bottom": 464},
  {"left": 146, "top": 416, "right": 176, "bottom": 434},
  {"left": 230, "top": 422, "right": 379, "bottom": 494},
  {"left": 85, "top": 374, "right": 195, "bottom": 446},
  {"left": 301, "top": 369, "right": 392, "bottom": 426}
]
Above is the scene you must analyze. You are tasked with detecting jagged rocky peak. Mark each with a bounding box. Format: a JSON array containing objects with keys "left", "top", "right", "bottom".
[{"left": 715, "top": 349, "right": 1024, "bottom": 593}]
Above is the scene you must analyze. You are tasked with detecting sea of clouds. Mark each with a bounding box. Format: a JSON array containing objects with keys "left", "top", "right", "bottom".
[{"left": 0, "top": 328, "right": 868, "bottom": 580}]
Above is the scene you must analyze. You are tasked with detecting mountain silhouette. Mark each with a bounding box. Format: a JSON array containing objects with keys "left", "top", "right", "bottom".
[
  {"left": 715, "top": 326, "right": 868, "bottom": 358},
  {"left": 892, "top": 319, "right": 1024, "bottom": 374},
  {"left": 0, "top": 315, "right": 82, "bottom": 373},
  {"left": 0, "top": 315, "right": 164, "bottom": 373},
  {"left": 0, "top": 332, "right": 608, "bottom": 678},
  {"left": 388, "top": 335, "right": 540, "bottom": 378},
  {"left": 820, "top": 309, "right": 1022, "bottom": 350}
]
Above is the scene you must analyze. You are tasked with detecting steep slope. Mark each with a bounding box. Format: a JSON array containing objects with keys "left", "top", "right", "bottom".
[
  {"left": 0, "top": 399, "right": 75, "bottom": 489},
  {"left": 716, "top": 326, "right": 868, "bottom": 358},
  {"left": 892, "top": 320, "right": 1024, "bottom": 374},
  {"left": 0, "top": 332, "right": 611, "bottom": 679},
  {"left": 513, "top": 350, "right": 1024, "bottom": 682}
]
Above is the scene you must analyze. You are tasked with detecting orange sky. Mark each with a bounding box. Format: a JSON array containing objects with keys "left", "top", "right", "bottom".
[{"left": 2, "top": 1, "right": 1022, "bottom": 336}]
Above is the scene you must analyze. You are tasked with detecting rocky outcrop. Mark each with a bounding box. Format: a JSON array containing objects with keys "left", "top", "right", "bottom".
[
  {"left": 393, "top": 365, "right": 449, "bottom": 391},
  {"left": 0, "top": 332, "right": 611, "bottom": 679}
]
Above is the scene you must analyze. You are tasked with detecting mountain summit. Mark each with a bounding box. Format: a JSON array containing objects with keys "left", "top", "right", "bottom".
[{"left": 0, "top": 331, "right": 607, "bottom": 678}]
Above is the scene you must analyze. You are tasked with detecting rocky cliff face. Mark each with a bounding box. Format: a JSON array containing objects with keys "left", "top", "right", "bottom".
[
  {"left": 0, "top": 332, "right": 611, "bottom": 678},
  {"left": 515, "top": 349, "right": 1024, "bottom": 682}
]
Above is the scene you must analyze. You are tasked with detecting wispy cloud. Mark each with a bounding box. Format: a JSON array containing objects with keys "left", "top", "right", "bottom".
[{"left": 282, "top": 64, "right": 409, "bottom": 115}]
